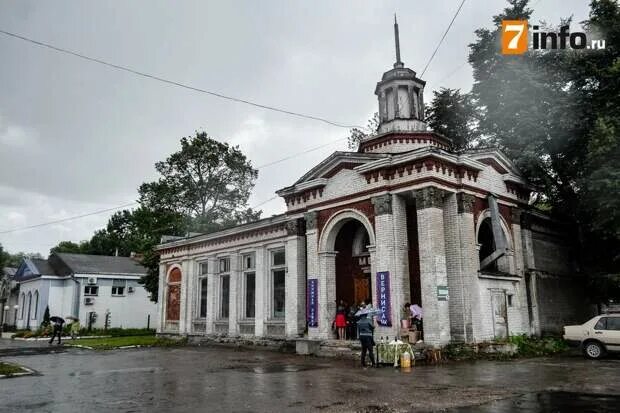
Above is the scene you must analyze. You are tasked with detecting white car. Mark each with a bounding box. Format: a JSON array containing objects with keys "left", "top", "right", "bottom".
[{"left": 563, "top": 314, "right": 620, "bottom": 359}]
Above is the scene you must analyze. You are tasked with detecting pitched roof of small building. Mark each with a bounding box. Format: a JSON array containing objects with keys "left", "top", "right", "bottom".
[{"left": 54, "top": 253, "right": 146, "bottom": 276}]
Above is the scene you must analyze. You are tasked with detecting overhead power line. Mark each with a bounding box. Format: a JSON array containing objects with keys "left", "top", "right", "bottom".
[
  {"left": 0, "top": 202, "right": 138, "bottom": 235},
  {"left": 0, "top": 29, "right": 363, "bottom": 129},
  {"left": 420, "top": 0, "right": 467, "bottom": 77},
  {"left": 0, "top": 136, "right": 347, "bottom": 235}
]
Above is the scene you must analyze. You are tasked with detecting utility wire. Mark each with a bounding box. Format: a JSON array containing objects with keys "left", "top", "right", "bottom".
[
  {"left": 0, "top": 29, "right": 363, "bottom": 129},
  {"left": 0, "top": 202, "right": 138, "bottom": 235},
  {"left": 0, "top": 136, "right": 347, "bottom": 235},
  {"left": 420, "top": 0, "right": 467, "bottom": 77}
]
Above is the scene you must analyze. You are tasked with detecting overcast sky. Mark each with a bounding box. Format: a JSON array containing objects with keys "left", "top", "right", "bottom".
[{"left": 0, "top": 0, "right": 590, "bottom": 256}]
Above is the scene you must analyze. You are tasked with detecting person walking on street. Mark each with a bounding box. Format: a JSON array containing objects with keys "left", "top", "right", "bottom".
[
  {"left": 357, "top": 312, "right": 375, "bottom": 368},
  {"left": 48, "top": 317, "right": 64, "bottom": 345}
]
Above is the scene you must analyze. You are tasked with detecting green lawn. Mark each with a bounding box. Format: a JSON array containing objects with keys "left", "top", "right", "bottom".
[
  {"left": 0, "top": 362, "right": 26, "bottom": 376},
  {"left": 68, "top": 335, "right": 184, "bottom": 350}
]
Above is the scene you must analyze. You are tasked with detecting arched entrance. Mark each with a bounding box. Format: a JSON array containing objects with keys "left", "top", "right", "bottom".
[
  {"left": 317, "top": 209, "right": 376, "bottom": 339},
  {"left": 334, "top": 220, "right": 371, "bottom": 308},
  {"left": 165, "top": 267, "right": 182, "bottom": 328}
]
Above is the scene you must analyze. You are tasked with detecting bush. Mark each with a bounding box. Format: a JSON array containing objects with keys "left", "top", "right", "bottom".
[{"left": 508, "top": 334, "right": 568, "bottom": 357}]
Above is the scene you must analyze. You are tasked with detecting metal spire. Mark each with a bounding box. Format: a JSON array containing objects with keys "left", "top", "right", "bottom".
[{"left": 394, "top": 14, "right": 403, "bottom": 68}]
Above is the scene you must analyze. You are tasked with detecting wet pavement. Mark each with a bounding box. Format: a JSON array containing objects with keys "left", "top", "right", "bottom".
[{"left": 1, "top": 341, "right": 619, "bottom": 412}]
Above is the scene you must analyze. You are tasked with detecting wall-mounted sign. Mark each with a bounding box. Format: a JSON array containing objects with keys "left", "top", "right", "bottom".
[
  {"left": 437, "top": 285, "right": 449, "bottom": 301},
  {"left": 307, "top": 278, "right": 318, "bottom": 327},
  {"left": 376, "top": 271, "right": 392, "bottom": 327}
]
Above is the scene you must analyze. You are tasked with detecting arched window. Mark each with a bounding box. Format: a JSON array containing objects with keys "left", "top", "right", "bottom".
[
  {"left": 477, "top": 216, "right": 511, "bottom": 273},
  {"left": 20, "top": 293, "right": 25, "bottom": 319},
  {"left": 33, "top": 291, "right": 39, "bottom": 319},
  {"left": 27, "top": 292, "right": 32, "bottom": 320},
  {"left": 166, "top": 268, "right": 182, "bottom": 322}
]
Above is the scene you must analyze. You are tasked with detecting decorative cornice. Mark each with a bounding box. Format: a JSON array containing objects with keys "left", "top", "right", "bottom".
[
  {"left": 304, "top": 211, "right": 318, "bottom": 230},
  {"left": 457, "top": 193, "right": 476, "bottom": 214},
  {"left": 359, "top": 131, "right": 450, "bottom": 152},
  {"left": 371, "top": 194, "right": 393, "bottom": 215},
  {"left": 415, "top": 186, "right": 449, "bottom": 210}
]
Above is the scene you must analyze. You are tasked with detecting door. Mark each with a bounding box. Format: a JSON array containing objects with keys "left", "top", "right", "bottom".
[
  {"left": 353, "top": 277, "right": 370, "bottom": 306},
  {"left": 490, "top": 290, "right": 508, "bottom": 339},
  {"left": 604, "top": 317, "right": 620, "bottom": 350}
]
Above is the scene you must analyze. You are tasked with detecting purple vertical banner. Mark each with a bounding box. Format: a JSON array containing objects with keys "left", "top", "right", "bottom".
[
  {"left": 307, "top": 279, "right": 318, "bottom": 328},
  {"left": 376, "top": 271, "right": 392, "bottom": 327}
]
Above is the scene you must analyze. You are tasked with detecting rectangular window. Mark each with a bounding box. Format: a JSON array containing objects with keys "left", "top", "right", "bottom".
[
  {"left": 200, "top": 262, "right": 209, "bottom": 276},
  {"left": 220, "top": 275, "right": 230, "bottom": 319},
  {"left": 243, "top": 253, "right": 255, "bottom": 271},
  {"left": 111, "top": 279, "right": 126, "bottom": 296},
  {"left": 607, "top": 317, "right": 620, "bottom": 331},
  {"left": 84, "top": 286, "right": 99, "bottom": 296},
  {"left": 245, "top": 272, "right": 256, "bottom": 318},
  {"left": 199, "top": 278, "right": 208, "bottom": 318},
  {"left": 272, "top": 250, "right": 285, "bottom": 267},
  {"left": 218, "top": 258, "right": 230, "bottom": 273},
  {"left": 272, "top": 269, "right": 285, "bottom": 318}
]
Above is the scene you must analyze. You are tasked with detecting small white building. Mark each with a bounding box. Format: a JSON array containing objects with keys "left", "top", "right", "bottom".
[{"left": 13, "top": 253, "right": 156, "bottom": 330}]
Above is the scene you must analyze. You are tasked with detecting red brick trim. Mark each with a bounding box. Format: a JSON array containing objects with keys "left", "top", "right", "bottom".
[
  {"left": 316, "top": 199, "right": 375, "bottom": 243},
  {"left": 360, "top": 132, "right": 451, "bottom": 152},
  {"left": 287, "top": 176, "right": 526, "bottom": 214}
]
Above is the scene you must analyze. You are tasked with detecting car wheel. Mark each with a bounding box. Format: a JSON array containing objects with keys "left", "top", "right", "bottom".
[{"left": 583, "top": 341, "right": 604, "bottom": 359}]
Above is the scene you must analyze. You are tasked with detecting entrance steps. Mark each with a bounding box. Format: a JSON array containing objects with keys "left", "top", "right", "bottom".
[{"left": 314, "top": 339, "right": 428, "bottom": 361}]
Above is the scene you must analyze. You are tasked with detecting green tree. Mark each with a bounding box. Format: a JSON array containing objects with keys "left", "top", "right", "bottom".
[
  {"left": 347, "top": 112, "right": 380, "bottom": 150},
  {"left": 41, "top": 306, "right": 50, "bottom": 327},
  {"left": 50, "top": 240, "right": 90, "bottom": 255},
  {"left": 138, "top": 131, "right": 259, "bottom": 232},
  {"left": 468, "top": 0, "right": 620, "bottom": 295},
  {"left": 426, "top": 88, "right": 477, "bottom": 150}
]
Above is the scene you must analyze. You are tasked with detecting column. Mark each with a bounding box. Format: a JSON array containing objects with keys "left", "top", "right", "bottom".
[
  {"left": 457, "top": 193, "right": 480, "bottom": 342},
  {"left": 393, "top": 86, "right": 400, "bottom": 118},
  {"left": 416, "top": 186, "right": 451, "bottom": 345},
  {"left": 205, "top": 257, "right": 217, "bottom": 335},
  {"left": 228, "top": 253, "right": 240, "bottom": 336},
  {"left": 285, "top": 218, "right": 307, "bottom": 337},
  {"left": 254, "top": 246, "right": 266, "bottom": 337},
  {"left": 305, "top": 211, "right": 322, "bottom": 339},
  {"left": 157, "top": 263, "right": 166, "bottom": 333},
  {"left": 371, "top": 194, "right": 410, "bottom": 338},
  {"left": 317, "top": 251, "right": 337, "bottom": 339}
]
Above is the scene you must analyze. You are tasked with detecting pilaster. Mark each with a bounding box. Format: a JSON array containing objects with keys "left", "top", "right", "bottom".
[
  {"left": 285, "top": 218, "right": 307, "bottom": 337},
  {"left": 228, "top": 253, "right": 240, "bottom": 336},
  {"left": 306, "top": 211, "right": 321, "bottom": 339},
  {"left": 178, "top": 259, "right": 191, "bottom": 334},
  {"left": 254, "top": 247, "right": 266, "bottom": 337},
  {"left": 157, "top": 263, "right": 166, "bottom": 333},
  {"left": 205, "top": 257, "right": 218, "bottom": 335},
  {"left": 317, "top": 251, "right": 337, "bottom": 339},
  {"left": 415, "top": 186, "right": 451, "bottom": 345}
]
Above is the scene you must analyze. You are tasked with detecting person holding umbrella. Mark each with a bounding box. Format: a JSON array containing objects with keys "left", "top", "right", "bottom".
[
  {"left": 48, "top": 316, "right": 65, "bottom": 345},
  {"left": 355, "top": 308, "right": 377, "bottom": 368}
]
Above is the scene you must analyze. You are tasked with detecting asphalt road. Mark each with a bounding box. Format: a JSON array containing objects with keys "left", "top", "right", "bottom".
[{"left": 1, "top": 342, "right": 619, "bottom": 412}]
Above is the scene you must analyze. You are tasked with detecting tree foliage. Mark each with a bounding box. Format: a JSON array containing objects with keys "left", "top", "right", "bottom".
[
  {"left": 138, "top": 131, "right": 259, "bottom": 232},
  {"left": 50, "top": 131, "right": 260, "bottom": 302},
  {"left": 347, "top": 112, "right": 380, "bottom": 150},
  {"left": 426, "top": 88, "right": 477, "bottom": 150},
  {"left": 468, "top": 0, "right": 620, "bottom": 287}
]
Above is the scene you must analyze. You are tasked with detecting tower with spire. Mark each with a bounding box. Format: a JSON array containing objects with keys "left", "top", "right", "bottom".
[{"left": 375, "top": 16, "right": 428, "bottom": 134}]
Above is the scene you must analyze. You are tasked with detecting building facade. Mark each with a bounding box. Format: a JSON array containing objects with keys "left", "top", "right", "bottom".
[
  {"left": 12, "top": 253, "right": 157, "bottom": 330},
  {"left": 156, "top": 22, "right": 585, "bottom": 345}
]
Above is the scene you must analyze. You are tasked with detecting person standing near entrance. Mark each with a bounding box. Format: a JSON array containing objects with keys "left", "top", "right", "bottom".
[
  {"left": 357, "top": 312, "right": 375, "bottom": 368},
  {"left": 335, "top": 300, "right": 347, "bottom": 340}
]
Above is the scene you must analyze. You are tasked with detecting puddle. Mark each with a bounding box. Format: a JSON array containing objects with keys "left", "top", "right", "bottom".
[
  {"left": 70, "top": 366, "right": 162, "bottom": 377},
  {"left": 451, "top": 391, "right": 620, "bottom": 412},
  {"left": 229, "top": 364, "right": 327, "bottom": 374}
]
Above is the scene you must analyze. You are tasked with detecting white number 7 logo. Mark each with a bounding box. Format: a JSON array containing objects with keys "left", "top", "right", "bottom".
[{"left": 505, "top": 24, "right": 525, "bottom": 49}]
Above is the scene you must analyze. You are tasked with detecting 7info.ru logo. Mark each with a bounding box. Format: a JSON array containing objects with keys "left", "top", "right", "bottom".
[{"left": 502, "top": 20, "right": 528, "bottom": 54}]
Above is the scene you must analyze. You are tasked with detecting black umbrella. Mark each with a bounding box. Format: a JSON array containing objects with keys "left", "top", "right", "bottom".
[{"left": 50, "top": 316, "right": 65, "bottom": 324}]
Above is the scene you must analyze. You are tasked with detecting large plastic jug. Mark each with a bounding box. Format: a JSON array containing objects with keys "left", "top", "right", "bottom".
[{"left": 400, "top": 351, "right": 412, "bottom": 368}]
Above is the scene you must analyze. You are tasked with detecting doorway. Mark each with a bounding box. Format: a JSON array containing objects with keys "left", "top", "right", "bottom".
[
  {"left": 334, "top": 220, "right": 371, "bottom": 308},
  {"left": 490, "top": 290, "right": 508, "bottom": 339}
]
